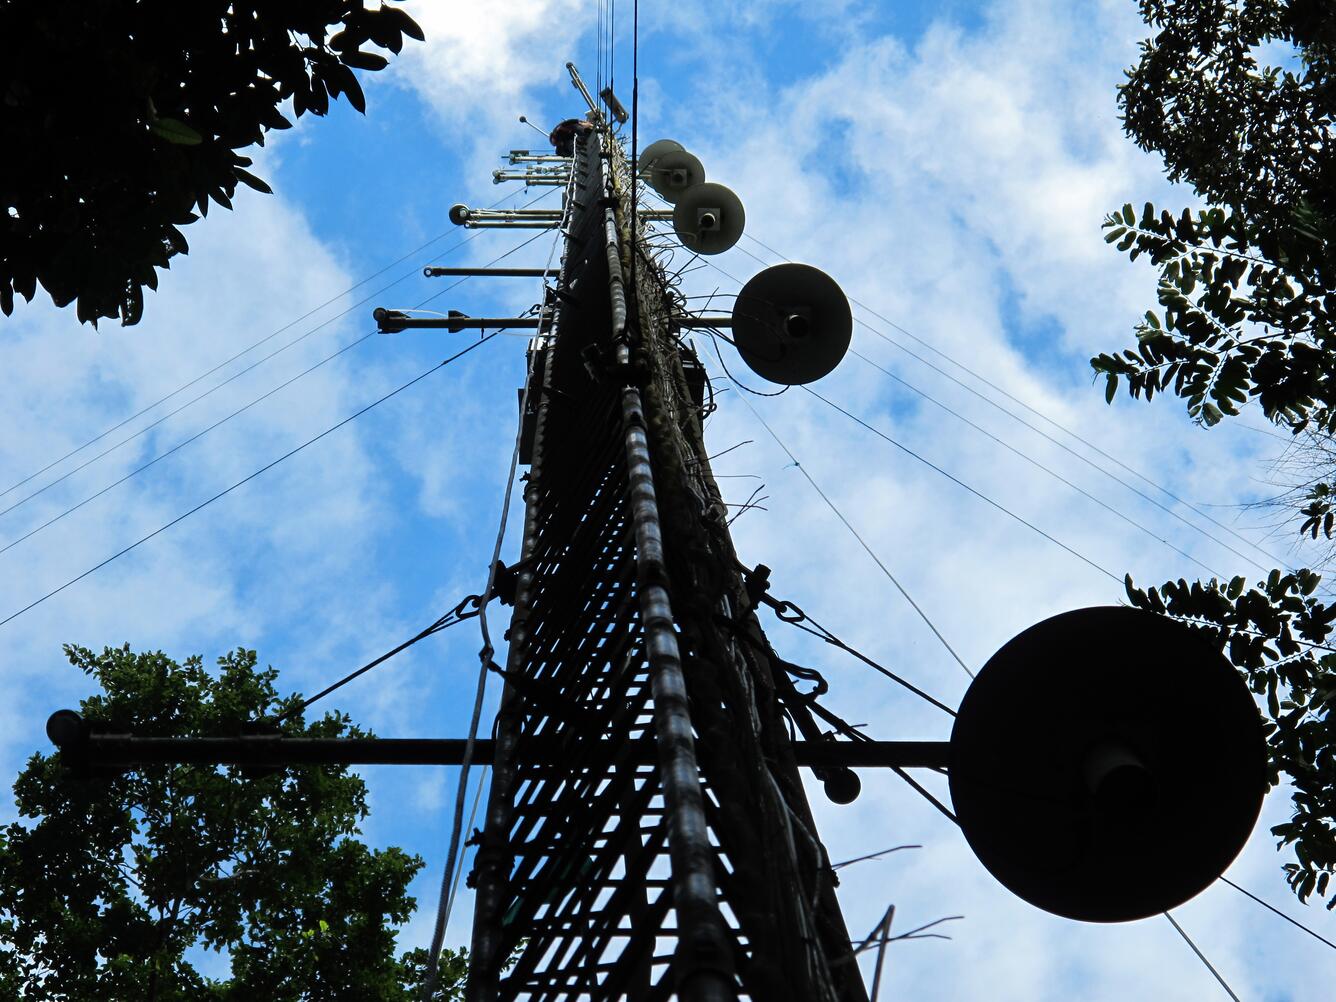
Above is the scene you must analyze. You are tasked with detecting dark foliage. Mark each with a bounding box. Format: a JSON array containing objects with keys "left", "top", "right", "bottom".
[
  {"left": 1124, "top": 572, "right": 1336, "bottom": 907},
  {"left": 0, "top": 1, "right": 423, "bottom": 327},
  {"left": 0, "top": 644, "right": 443, "bottom": 999},
  {"left": 1092, "top": 0, "right": 1336, "bottom": 909},
  {"left": 1092, "top": 1, "right": 1336, "bottom": 437}
]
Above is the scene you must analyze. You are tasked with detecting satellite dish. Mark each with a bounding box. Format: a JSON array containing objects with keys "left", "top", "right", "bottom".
[
  {"left": 643, "top": 149, "right": 705, "bottom": 203},
  {"left": 449, "top": 203, "right": 471, "bottom": 226},
  {"left": 636, "top": 139, "right": 685, "bottom": 171},
  {"left": 949, "top": 606, "right": 1266, "bottom": 923},
  {"left": 672, "top": 183, "right": 745, "bottom": 255},
  {"left": 731, "top": 264, "right": 852, "bottom": 385}
]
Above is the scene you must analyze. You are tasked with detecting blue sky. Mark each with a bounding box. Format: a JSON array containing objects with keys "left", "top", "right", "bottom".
[{"left": 1, "top": 0, "right": 1331, "bottom": 997}]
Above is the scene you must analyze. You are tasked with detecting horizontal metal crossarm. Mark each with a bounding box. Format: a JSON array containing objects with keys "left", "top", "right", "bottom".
[
  {"left": 422, "top": 267, "right": 560, "bottom": 278},
  {"left": 385, "top": 317, "right": 543, "bottom": 330},
  {"left": 373, "top": 308, "right": 545, "bottom": 333},
  {"left": 451, "top": 207, "right": 673, "bottom": 226},
  {"left": 44, "top": 718, "right": 950, "bottom": 770},
  {"left": 493, "top": 170, "right": 570, "bottom": 186}
]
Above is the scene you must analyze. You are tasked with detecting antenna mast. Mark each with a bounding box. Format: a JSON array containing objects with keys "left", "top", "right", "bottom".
[
  {"left": 462, "top": 74, "right": 868, "bottom": 1002},
  {"left": 33, "top": 61, "right": 1278, "bottom": 1002},
  {"left": 33, "top": 61, "right": 1277, "bottom": 1002}
]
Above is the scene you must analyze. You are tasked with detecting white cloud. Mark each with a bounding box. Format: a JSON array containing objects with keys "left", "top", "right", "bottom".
[
  {"left": 391, "top": 0, "right": 598, "bottom": 175},
  {"left": 648, "top": 0, "right": 1329, "bottom": 997},
  {"left": 2, "top": 1, "right": 1329, "bottom": 997}
]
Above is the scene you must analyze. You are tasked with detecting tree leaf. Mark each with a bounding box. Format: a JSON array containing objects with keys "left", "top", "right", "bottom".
[
  {"left": 341, "top": 50, "right": 390, "bottom": 71},
  {"left": 234, "top": 167, "right": 273, "bottom": 195},
  {"left": 0, "top": 645, "right": 431, "bottom": 993},
  {"left": 150, "top": 118, "right": 204, "bottom": 146},
  {"left": 386, "top": 6, "right": 426, "bottom": 42}
]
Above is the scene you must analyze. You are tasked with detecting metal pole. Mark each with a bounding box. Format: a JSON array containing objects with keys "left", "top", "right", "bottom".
[
  {"left": 49, "top": 728, "right": 950, "bottom": 771},
  {"left": 422, "top": 267, "right": 559, "bottom": 278},
  {"left": 601, "top": 135, "right": 738, "bottom": 1002}
]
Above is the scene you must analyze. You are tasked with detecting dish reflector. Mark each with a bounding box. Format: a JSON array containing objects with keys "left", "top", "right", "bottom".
[
  {"left": 949, "top": 606, "right": 1266, "bottom": 923},
  {"left": 672, "top": 183, "right": 745, "bottom": 255},
  {"left": 731, "top": 264, "right": 852, "bottom": 385},
  {"left": 643, "top": 149, "right": 705, "bottom": 203},
  {"left": 636, "top": 139, "right": 685, "bottom": 171}
]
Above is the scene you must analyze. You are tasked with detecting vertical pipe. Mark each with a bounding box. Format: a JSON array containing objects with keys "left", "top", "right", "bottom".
[
  {"left": 619, "top": 387, "right": 736, "bottom": 1001},
  {"left": 600, "top": 136, "right": 737, "bottom": 1002}
]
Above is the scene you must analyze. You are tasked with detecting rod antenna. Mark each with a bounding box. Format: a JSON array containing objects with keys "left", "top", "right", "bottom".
[
  {"left": 564, "top": 62, "right": 600, "bottom": 118},
  {"left": 517, "top": 114, "right": 549, "bottom": 138}
]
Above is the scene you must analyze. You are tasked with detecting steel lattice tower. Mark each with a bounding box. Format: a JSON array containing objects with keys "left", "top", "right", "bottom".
[
  {"left": 32, "top": 77, "right": 1278, "bottom": 1002},
  {"left": 464, "top": 129, "right": 869, "bottom": 1001}
]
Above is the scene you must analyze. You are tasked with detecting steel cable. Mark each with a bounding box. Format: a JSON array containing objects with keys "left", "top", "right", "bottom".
[
  {"left": 0, "top": 334, "right": 501, "bottom": 632},
  {"left": 0, "top": 228, "right": 553, "bottom": 561},
  {"left": 0, "top": 185, "right": 544, "bottom": 506}
]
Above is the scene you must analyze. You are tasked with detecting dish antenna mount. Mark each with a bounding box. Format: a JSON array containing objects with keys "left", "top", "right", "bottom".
[
  {"left": 672, "top": 182, "right": 746, "bottom": 256},
  {"left": 642, "top": 149, "right": 705, "bottom": 203},
  {"left": 950, "top": 605, "right": 1267, "bottom": 922},
  {"left": 731, "top": 263, "right": 853, "bottom": 385}
]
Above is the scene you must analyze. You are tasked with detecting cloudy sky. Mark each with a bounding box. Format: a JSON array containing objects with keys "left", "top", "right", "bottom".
[{"left": 1, "top": 0, "right": 1331, "bottom": 997}]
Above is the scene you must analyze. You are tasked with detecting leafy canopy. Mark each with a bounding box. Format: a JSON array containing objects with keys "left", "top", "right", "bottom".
[
  {"left": 0, "top": 1, "right": 423, "bottom": 327},
  {"left": 1092, "top": 0, "right": 1335, "bottom": 435},
  {"left": 1122, "top": 572, "right": 1336, "bottom": 907},
  {"left": 0, "top": 644, "right": 468, "bottom": 999},
  {"left": 1092, "top": 0, "right": 1336, "bottom": 907}
]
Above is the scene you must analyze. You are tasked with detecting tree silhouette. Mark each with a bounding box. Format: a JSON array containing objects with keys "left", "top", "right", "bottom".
[
  {"left": 1093, "top": 0, "right": 1336, "bottom": 908},
  {"left": 0, "top": 644, "right": 460, "bottom": 999},
  {"left": 0, "top": 1, "right": 423, "bottom": 327}
]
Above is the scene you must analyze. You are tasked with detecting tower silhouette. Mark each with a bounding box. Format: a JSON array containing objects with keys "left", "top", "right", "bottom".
[{"left": 463, "top": 126, "right": 867, "bottom": 1001}]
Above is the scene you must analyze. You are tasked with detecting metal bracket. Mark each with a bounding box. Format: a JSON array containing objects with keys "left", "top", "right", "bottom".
[{"left": 45, "top": 712, "right": 951, "bottom": 771}]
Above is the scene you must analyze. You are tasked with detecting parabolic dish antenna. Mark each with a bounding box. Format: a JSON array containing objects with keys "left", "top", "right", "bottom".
[
  {"left": 949, "top": 605, "right": 1266, "bottom": 923},
  {"left": 643, "top": 149, "right": 705, "bottom": 203},
  {"left": 672, "top": 182, "right": 745, "bottom": 255},
  {"left": 731, "top": 263, "right": 852, "bottom": 385},
  {"left": 636, "top": 139, "right": 685, "bottom": 172}
]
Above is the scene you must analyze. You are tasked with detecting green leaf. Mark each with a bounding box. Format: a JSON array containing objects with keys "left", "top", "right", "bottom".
[
  {"left": 233, "top": 168, "right": 273, "bottom": 195},
  {"left": 0, "top": 644, "right": 427, "bottom": 994},
  {"left": 386, "top": 6, "right": 426, "bottom": 42},
  {"left": 150, "top": 118, "right": 204, "bottom": 145},
  {"left": 1122, "top": 203, "right": 1135, "bottom": 226},
  {"left": 1104, "top": 373, "right": 1119, "bottom": 404},
  {"left": 341, "top": 50, "right": 390, "bottom": 71}
]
